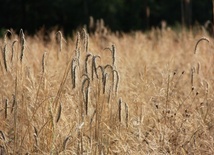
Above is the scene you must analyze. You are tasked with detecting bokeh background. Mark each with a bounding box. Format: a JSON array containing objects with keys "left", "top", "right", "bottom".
[{"left": 0, "top": 0, "right": 212, "bottom": 35}]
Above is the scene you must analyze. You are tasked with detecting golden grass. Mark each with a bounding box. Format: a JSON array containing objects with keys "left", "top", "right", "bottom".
[{"left": 0, "top": 27, "right": 214, "bottom": 154}]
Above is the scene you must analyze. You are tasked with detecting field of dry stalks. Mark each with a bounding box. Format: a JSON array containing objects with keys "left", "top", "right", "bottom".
[{"left": 0, "top": 27, "right": 214, "bottom": 154}]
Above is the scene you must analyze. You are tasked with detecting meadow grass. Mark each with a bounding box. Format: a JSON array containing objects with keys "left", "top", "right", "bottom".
[{"left": 0, "top": 27, "right": 214, "bottom": 154}]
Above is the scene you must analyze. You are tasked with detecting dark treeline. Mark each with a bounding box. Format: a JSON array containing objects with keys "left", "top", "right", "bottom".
[{"left": 0, "top": 0, "right": 213, "bottom": 35}]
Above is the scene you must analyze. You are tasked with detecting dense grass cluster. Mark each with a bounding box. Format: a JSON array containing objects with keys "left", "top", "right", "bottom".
[{"left": 0, "top": 27, "right": 214, "bottom": 154}]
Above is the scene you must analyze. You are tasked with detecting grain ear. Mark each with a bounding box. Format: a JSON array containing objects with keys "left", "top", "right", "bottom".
[
  {"left": 56, "top": 31, "right": 63, "bottom": 52},
  {"left": 19, "top": 29, "right": 25, "bottom": 63},
  {"left": 194, "top": 37, "right": 209, "bottom": 54},
  {"left": 56, "top": 103, "right": 62, "bottom": 123},
  {"left": 3, "top": 44, "right": 8, "bottom": 72}
]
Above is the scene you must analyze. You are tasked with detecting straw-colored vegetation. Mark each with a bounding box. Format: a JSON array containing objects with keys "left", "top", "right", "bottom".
[{"left": 0, "top": 24, "right": 214, "bottom": 154}]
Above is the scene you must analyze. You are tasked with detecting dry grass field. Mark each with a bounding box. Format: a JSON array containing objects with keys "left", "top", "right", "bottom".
[{"left": 0, "top": 25, "right": 214, "bottom": 154}]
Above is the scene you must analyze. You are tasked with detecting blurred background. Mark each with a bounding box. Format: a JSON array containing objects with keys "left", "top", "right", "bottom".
[{"left": 0, "top": 0, "right": 213, "bottom": 35}]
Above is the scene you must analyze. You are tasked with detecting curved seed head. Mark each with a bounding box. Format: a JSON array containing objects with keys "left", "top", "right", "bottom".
[{"left": 194, "top": 37, "right": 209, "bottom": 54}]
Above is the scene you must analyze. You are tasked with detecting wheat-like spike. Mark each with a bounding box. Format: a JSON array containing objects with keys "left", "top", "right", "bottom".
[
  {"left": 125, "top": 102, "right": 129, "bottom": 128},
  {"left": 63, "top": 136, "right": 70, "bottom": 151},
  {"left": 4, "top": 29, "right": 12, "bottom": 44},
  {"left": 112, "top": 44, "right": 116, "bottom": 66},
  {"left": 33, "top": 126, "right": 38, "bottom": 146},
  {"left": 90, "top": 110, "right": 96, "bottom": 125},
  {"left": 5, "top": 99, "right": 8, "bottom": 119},
  {"left": 11, "top": 40, "right": 18, "bottom": 62},
  {"left": 71, "top": 58, "right": 79, "bottom": 89},
  {"left": 56, "top": 103, "right": 62, "bottom": 123},
  {"left": 19, "top": 29, "right": 25, "bottom": 62},
  {"left": 191, "top": 67, "right": 195, "bottom": 91},
  {"left": 73, "top": 66, "right": 77, "bottom": 89},
  {"left": 104, "top": 64, "right": 114, "bottom": 71},
  {"left": 85, "top": 53, "right": 92, "bottom": 74},
  {"left": 42, "top": 52, "right": 46, "bottom": 73},
  {"left": 107, "top": 88, "right": 111, "bottom": 104},
  {"left": 92, "top": 55, "right": 101, "bottom": 80},
  {"left": 82, "top": 28, "right": 88, "bottom": 53},
  {"left": 3, "top": 44, "right": 8, "bottom": 72},
  {"left": 112, "top": 70, "right": 120, "bottom": 94},
  {"left": 197, "top": 62, "right": 200, "bottom": 74},
  {"left": 33, "top": 126, "right": 38, "bottom": 137},
  {"left": 194, "top": 37, "right": 209, "bottom": 54},
  {"left": 76, "top": 32, "right": 80, "bottom": 50},
  {"left": 205, "top": 80, "right": 209, "bottom": 95},
  {"left": 11, "top": 94, "right": 15, "bottom": 113},
  {"left": 82, "top": 77, "right": 90, "bottom": 115},
  {"left": 85, "top": 89, "right": 89, "bottom": 115},
  {"left": 0, "top": 130, "right": 5, "bottom": 141},
  {"left": 104, "top": 45, "right": 116, "bottom": 66},
  {"left": 86, "top": 34, "right": 89, "bottom": 53},
  {"left": 56, "top": 31, "right": 63, "bottom": 52},
  {"left": 75, "top": 49, "right": 80, "bottom": 60},
  {"left": 96, "top": 65, "right": 104, "bottom": 79},
  {"left": 82, "top": 76, "right": 90, "bottom": 94},
  {"left": 118, "top": 98, "right": 122, "bottom": 123},
  {"left": 103, "top": 73, "right": 108, "bottom": 94},
  {"left": 48, "top": 102, "right": 54, "bottom": 131}
]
